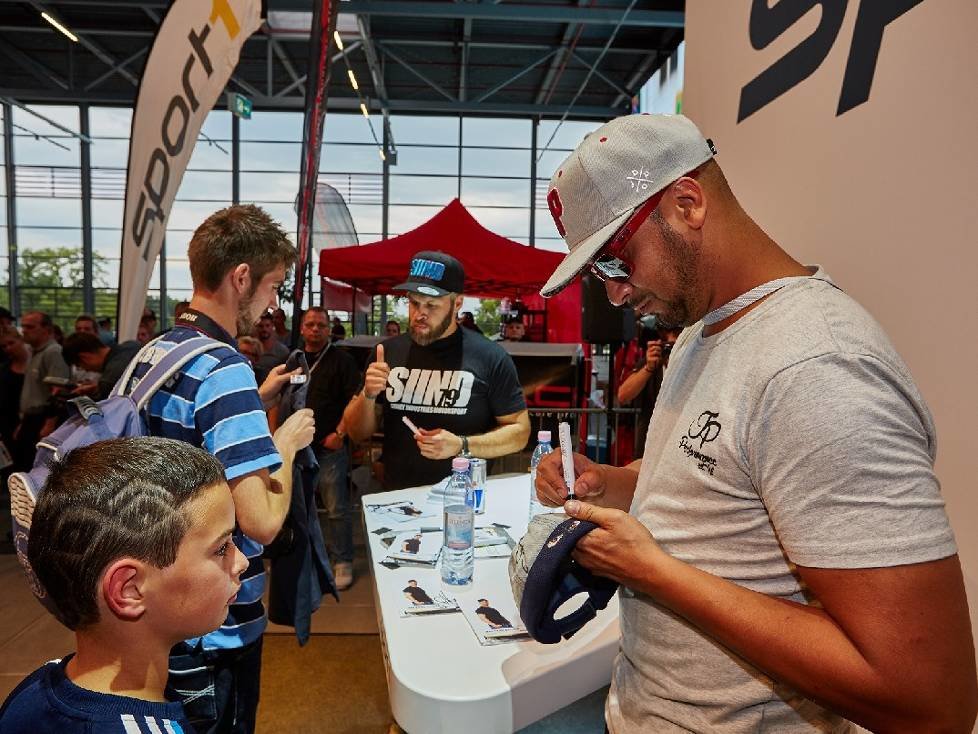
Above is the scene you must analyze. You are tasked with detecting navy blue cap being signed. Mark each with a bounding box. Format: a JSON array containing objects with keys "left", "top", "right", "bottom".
[
  {"left": 394, "top": 250, "right": 465, "bottom": 297},
  {"left": 509, "top": 513, "right": 618, "bottom": 644}
]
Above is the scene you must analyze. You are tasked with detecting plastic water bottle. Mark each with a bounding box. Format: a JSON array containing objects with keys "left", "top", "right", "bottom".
[
  {"left": 528, "top": 430, "right": 554, "bottom": 521},
  {"left": 442, "top": 456, "right": 475, "bottom": 585}
]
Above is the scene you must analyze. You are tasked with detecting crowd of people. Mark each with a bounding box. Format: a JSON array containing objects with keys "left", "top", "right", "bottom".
[
  {"left": 0, "top": 204, "right": 542, "bottom": 733},
  {"left": 0, "top": 111, "right": 974, "bottom": 734}
]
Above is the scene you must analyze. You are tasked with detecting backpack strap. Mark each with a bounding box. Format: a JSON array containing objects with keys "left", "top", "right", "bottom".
[
  {"left": 117, "top": 336, "right": 228, "bottom": 411},
  {"left": 113, "top": 335, "right": 165, "bottom": 398}
]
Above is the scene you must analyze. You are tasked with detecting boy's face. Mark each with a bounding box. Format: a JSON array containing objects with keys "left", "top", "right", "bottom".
[{"left": 143, "top": 481, "right": 247, "bottom": 642}]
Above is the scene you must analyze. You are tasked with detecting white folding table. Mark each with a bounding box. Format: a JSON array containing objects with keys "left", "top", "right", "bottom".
[{"left": 361, "top": 474, "right": 619, "bottom": 734}]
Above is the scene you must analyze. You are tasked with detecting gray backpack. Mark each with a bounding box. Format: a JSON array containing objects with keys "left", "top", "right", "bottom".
[{"left": 8, "top": 335, "right": 224, "bottom": 613}]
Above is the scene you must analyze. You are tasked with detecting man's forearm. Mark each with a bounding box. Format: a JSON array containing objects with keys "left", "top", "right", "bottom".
[
  {"left": 467, "top": 423, "right": 525, "bottom": 458},
  {"left": 634, "top": 552, "right": 975, "bottom": 733},
  {"left": 617, "top": 368, "right": 651, "bottom": 404},
  {"left": 265, "top": 445, "right": 296, "bottom": 530},
  {"left": 468, "top": 412, "right": 530, "bottom": 458},
  {"left": 343, "top": 392, "right": 378, "bottom": 442}
]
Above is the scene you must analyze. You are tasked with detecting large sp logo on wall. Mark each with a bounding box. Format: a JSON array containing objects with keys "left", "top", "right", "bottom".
[{"left": 738, "top": 0, "right": 925, "bottom": 122}]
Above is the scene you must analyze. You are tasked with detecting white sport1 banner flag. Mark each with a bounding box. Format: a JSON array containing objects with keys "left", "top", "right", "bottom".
[{"left": 117, "top": 0, "right": 262, "bottom": 340}]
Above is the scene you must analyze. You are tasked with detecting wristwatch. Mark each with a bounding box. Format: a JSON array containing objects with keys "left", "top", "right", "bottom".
[{"left": 460, "top": 435, "right": 470, "bottom": 456}]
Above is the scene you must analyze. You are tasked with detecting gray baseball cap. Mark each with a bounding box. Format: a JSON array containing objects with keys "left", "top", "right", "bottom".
[{"left": 540, "top": 114, "right": 716, "bottom": 298}]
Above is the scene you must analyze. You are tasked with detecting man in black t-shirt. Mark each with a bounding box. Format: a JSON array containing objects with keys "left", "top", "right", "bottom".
[
  {"left": 402, "top": 534, "right": 422, "bottom": 554},
  {"left": 299, "top": 307, "right": 361, "bottom": 590},
  {"left": 61, "top": 332, "right": 142, "bottom": 400},
  {"left": 476, "top": 599, "right": 512, "bottom": 629},
  {"left": 403, "top": 580, "right": 434, "bottom": 605},
  {"left": 344, "top": 251, "right": 530, "bottom": 490}
]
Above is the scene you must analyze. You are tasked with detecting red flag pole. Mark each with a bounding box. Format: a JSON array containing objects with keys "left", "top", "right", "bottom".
[{"left": 291, "top": 0, "right": 339, "bottom": 347}]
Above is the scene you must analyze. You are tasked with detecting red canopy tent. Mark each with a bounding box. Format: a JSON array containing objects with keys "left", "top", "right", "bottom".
[{"left": 318, "top": 198, "right": 581, "bottom": 342}]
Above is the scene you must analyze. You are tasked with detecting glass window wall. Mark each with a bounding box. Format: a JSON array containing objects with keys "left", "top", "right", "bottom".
[{"left": 2, "top": 102, "right": 606, "bottom": 331}]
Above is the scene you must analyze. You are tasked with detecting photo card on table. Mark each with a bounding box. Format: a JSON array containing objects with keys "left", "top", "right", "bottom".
[
  {"left": 473, "top": 525, "right": 518, "bottom": 559},
  {"left": 399, "top": 577, "right": 461, "bottom": 617},
  {"left": 364, "top": 499, "right": 436, "bottom": 525},
  {"left": 384, "top": 529, "right": 443, "bottom": 565},
  {"left": 457, "top": 588, "right": 529, "bottom": 646}
]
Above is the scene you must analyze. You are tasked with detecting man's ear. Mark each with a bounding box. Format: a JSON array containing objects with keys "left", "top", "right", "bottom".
[
  {"left": 101, "top": 559, "right": 148, "bottom": 622},
  {"left": 671, "top": 176, "right": 707, "bottom": 231},
  {"left": 453, "top": 294, "right": 465, "bottom": 314},
  {"left": 229, "top": 263, "right": 252, "bottom": 296}
]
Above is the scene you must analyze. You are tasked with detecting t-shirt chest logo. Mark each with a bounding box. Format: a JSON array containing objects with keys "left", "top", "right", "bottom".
[
  {"left": 386, "top": 368, "right": 475, "bottom": 414},
  {"left": 678, "top": 410, "right": 721, "bottom": 475}
]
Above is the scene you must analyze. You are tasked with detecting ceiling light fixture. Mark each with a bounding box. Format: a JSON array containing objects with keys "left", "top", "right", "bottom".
[{"left": 41, "top": 11, "right": 78, "bottom": 42}]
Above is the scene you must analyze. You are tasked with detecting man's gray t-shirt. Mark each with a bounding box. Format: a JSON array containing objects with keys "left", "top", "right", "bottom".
[
  {"left": 257, "top": 338, "right": 290, "bottom": 373},
  {"left": 20, "top": 339, "right": 70, "bottom": 414},
  {"left": 609, "top": 269, "right": 956, "bottom": 734}
]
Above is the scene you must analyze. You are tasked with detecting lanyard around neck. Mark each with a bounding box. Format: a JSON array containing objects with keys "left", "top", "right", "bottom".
[
  {"left": 702, "top": 275, "right": 811, "bottom": 326},
  {"left": 306, "top": 342, "right": 330, "bottom": 375}
]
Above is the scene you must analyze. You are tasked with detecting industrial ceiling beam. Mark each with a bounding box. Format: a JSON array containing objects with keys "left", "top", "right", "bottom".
[
  {"left": 0, "top": 85, "right": 620, "bottom": 118},
  {"left": 26, "top": 0, "right": 139, "bottom": 86},
  {"left": 270, "top": 37, "right": 302, "bottom": 86},
  {"left": 474, "top": 47, "right": 559, "bottom": 104},
  {"left": 84, "top": 46, "right": 148, "bottom": 91},
  {"left": 0, "top": 0, "right": 683, "bottom": 27},
  {"left": 0, "top": 36, "right": 69, "bottom": 90},
  {"left": 0, "top": 94, "right": 93, "bottom": 143},
  {"left": 0, "top": 26, "right": 659, "bottom": 56},
  {"left": 376, "top": 43, "right": 455, "bottom": 103},
  {"left": 458, "top": 16, "right": 471, "bottom": 103},
  {"left": 356, "top": 16, "right": 395, "bottom": 157},
  {"left": 534, "top": 0, "right": 587, "bottom": 106},
  {"left": 570, "top": 50, "right": 630, "bottom": 98},
  {"left": 612, "top": 51, "right": 660, "bottom": 108},
  {"left": 296, "top": 2, "right": 684, "bottom": 28}
]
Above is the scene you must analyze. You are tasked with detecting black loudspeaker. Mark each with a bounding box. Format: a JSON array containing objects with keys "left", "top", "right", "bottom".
[{"left": 581, "top": 275, "right": 635, "bottom": 344}]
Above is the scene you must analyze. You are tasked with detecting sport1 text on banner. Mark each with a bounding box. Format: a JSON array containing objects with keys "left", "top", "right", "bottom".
[{"left": 117, "top": 0, "right": 262, "bottom": 341}]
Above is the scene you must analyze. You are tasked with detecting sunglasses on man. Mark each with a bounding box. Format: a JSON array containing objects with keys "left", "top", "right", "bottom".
[{"left": 587, "top": 170, "right": 699, "bottom": 284}]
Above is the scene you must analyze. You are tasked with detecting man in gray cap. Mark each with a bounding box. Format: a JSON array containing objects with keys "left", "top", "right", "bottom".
[
  {"left": 343, "top": 250, "right": 530, "bottom": 490},
  {"left": 534, "top": 114, "right": 975, "bottom": 733}
]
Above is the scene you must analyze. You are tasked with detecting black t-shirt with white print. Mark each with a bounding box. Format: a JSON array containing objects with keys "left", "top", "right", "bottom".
[{"left": 375, "top": 327, "right": 525, "bottom": 490}]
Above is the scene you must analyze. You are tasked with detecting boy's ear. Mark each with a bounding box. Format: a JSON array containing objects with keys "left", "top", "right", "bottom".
[{"left": 101, "top": 559, "right": 148, "bottom": 622}]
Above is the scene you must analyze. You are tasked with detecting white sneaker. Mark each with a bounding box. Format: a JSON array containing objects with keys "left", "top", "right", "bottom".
[{"left": 334, "top": 562, "right": 354, "bottom": 591}]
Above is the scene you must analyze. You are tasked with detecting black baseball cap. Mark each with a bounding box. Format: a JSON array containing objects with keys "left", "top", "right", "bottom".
[
  {"left": 509, "top": 513, "right": 619, "bottom": 644},
  {"left": 394, "top": 251, "right": 465, "bottom": 297}
]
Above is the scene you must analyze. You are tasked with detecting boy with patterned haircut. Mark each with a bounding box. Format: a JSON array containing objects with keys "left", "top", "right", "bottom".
[{"left": 0, "top": 437, "right": 249, "bottom": 733}]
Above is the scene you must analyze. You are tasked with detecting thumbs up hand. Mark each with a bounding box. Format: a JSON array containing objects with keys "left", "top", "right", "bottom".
[{"left": 364, "top": 343, "right": 390, "bottom": 400}]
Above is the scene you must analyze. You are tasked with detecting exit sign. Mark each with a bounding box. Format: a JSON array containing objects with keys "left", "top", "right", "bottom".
[{"left": 228, "top": 92, "right": 252, "bottom": 119}]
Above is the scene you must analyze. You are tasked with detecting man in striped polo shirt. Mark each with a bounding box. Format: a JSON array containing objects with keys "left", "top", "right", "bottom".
[{"left": 127, "top": 205, "right": 315, "bottom": 734}]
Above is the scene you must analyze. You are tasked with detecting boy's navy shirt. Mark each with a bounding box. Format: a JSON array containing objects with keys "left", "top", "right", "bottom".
[{"left": 0, "top": 655, "right": 193, "bottom": 733}]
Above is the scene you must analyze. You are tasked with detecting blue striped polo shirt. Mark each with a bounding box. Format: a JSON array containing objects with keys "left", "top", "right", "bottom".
[{"left": 128, "top": 325, "right": 281, "bottom": 650}]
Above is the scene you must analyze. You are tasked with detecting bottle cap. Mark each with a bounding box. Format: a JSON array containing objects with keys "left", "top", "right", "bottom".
[
  {"left": 452, "top": 457, "right": 470, "bottom": 471},
  {"left": 538, "top": 430, "right": 551, "bottom": 442}
]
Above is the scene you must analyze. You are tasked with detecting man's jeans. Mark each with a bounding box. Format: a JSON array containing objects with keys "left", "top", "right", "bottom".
[{"left": 314, "top": 443, "right": 353, "bottom": 563}]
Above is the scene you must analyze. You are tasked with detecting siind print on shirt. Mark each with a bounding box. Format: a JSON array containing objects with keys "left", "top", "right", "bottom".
[{"left": 386, "top": 367, "right": 475, "bottom": 415}]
